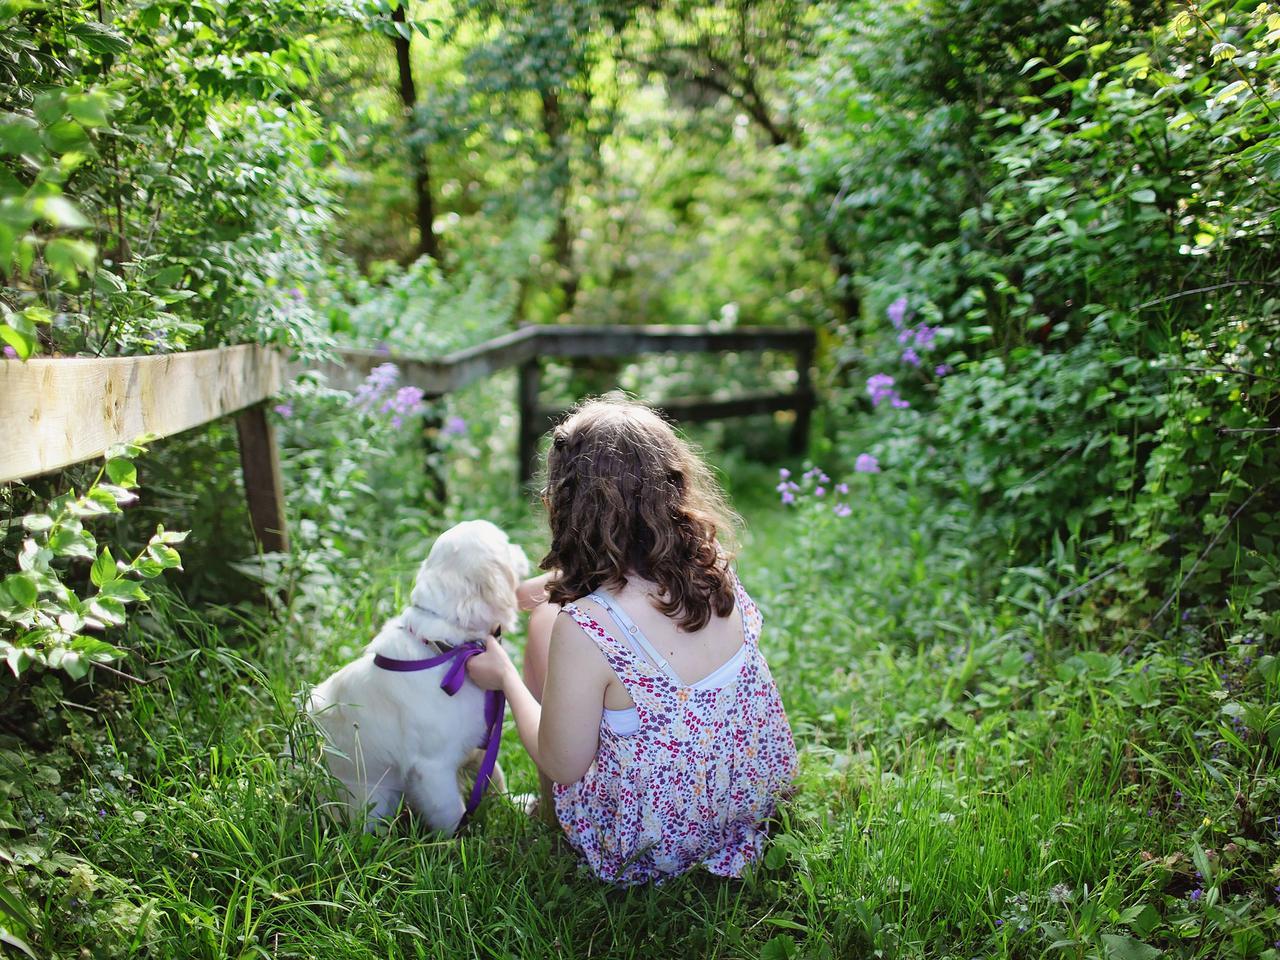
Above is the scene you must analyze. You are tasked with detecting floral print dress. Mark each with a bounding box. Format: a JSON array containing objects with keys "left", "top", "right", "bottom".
[{"left": 553, "top": 571, "right": 798, "bottom": 885}]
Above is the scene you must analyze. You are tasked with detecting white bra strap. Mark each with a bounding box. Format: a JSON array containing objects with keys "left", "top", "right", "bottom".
[{"left": 588, "top": 590, "right": 681, "bottom": 684}]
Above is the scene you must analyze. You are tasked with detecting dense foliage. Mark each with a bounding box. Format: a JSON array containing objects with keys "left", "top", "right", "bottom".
[
  {"left": 1, "top": 0, "right": 1278, "bottom": 957},
  {"left": 803, "top": 1, "right": 1280, "bottom": 626}
]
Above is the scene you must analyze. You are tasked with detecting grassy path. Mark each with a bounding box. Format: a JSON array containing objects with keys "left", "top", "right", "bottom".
[{"left": 13, "top": 461, "right": 1250, "bottom": 958}]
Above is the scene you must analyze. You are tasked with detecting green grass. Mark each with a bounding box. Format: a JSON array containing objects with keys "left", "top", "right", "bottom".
[{"left": 5, "top": 451, "right": 1278, "bottom": 960}]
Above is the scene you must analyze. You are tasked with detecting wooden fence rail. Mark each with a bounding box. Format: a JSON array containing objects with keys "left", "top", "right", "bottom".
[
  {"left": 2, "top": 323, "right": 815, "bottom": 550},
  {"left": 0, "top": 345, "right": 290, "bottom": 552}
]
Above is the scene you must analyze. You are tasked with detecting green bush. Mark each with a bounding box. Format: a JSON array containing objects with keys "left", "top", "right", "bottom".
[{"left": 800, "top": 0, "right": 1280, "bottom": 629}]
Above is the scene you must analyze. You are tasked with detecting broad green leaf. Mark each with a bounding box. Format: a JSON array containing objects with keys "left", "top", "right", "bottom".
[
  {"left": 1, "top": 573, "right": 38, "bottom": 607},
  {"left": 90, "top": 546, "right": 118, "bottom": 587},
  {"left": 34, "top": 195, "right": 91, "bottom": 229},
  {"left": 98, "top": 579, "right": 147, "bottom": 603},
  {"left": 1101, "top": 933, "right": 1161, "bottom": 960},
  {"left": 45, "top": 237, "right": 97, "bottom": 282},
  {"left": 105, "top": 458, "right": 138, "bottom": 487},
  {"left": 0, "top": 323, "right": 35, "bottom": 359}
]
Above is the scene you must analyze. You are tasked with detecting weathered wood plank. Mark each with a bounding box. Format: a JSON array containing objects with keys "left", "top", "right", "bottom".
[
  {"left": 314, "top": 327, "right": 542, "bottom": 395},
  {"left": 235, "top": 404, "right": 289, "bottom": 553},
  {"left": 0, "top": 345, "right": 283, "bottom": 483},
  {"left": 535, "top": 324, "right": 814, "bottom": 358}
]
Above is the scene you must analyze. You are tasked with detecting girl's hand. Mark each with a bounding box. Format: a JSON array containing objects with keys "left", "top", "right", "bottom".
[
  {"left": 516, "top": 572, "right": 554, "bottom": 611},
  {"left": 466, "top": 635, "right": 517, "bottom": 692}
]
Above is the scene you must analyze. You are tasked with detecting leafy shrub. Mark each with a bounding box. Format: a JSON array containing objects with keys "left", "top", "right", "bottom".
[
  {"left": 801, "top": 0, "right": 1280, "bottom": 629},
  {"left": 0, "top": 446, "right": 185, "bottom": 681}
]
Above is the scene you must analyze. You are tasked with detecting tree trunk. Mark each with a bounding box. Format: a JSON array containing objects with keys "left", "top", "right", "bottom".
[
  {"left": 540, "top": 88, "right": 578, "bottom": 315},
  {"left": 392, "top": 4, "right": 440, "bottom": 264}
]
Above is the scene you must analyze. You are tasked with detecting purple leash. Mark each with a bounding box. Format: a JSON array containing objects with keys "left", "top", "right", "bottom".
[{"left": 373, "top": 637, "right": 505, "bottom": 827}]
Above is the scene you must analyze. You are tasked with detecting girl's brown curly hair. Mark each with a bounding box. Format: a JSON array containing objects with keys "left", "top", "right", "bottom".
[{"left": 540, "top": 397, "right": 739, "bottom": 632}]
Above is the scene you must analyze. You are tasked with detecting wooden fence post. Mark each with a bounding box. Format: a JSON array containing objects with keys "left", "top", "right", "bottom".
[
  {"left": 517, "top": 358, "right": 543, "bottom": 488},
  {"left": 235, "top": 403, "right": 289, "bottom": 553},
  {"left": 421, "top": 395, "right": 447, "bottom": 509},
  {"left": 790, "top": 337, "right": 814, "bottom": 456}
]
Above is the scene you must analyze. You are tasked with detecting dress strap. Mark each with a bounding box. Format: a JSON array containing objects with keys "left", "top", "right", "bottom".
[
  {"left": 561, "top": 598, "right": 666, "bottom": 710},
  {"left": 727, "top": 567, "right": 763, "bottom": 647},
  {"left": 590, "top": 590, "right": 682, "bottom": 685}
]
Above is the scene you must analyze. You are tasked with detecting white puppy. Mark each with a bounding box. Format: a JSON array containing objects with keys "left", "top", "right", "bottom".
[{"left": 308, "top": 520, "right": 529, "bottom": 834}]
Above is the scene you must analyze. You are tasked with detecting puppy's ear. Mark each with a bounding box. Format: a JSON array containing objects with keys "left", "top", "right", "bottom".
[{"left": 455, "top": 559, "right": 520, "bottom": 635}]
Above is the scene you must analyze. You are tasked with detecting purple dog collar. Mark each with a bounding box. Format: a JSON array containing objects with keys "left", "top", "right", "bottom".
[{"left": 373, "top": 637, "right": 504, "bottom": 826}]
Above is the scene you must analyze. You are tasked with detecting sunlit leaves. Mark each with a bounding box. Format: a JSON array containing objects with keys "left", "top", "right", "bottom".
[{"left": 0, "top": 447, "right": 186, "bottom": 679}]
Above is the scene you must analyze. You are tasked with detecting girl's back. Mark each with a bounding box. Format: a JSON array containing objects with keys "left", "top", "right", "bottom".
[{"left": 554, "top": 569, "right": 797, "bottom": 885}]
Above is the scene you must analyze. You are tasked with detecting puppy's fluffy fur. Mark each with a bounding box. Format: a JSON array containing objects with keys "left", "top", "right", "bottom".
[{"left": 309, "top": 520, "right": 528, "bottom": 834}]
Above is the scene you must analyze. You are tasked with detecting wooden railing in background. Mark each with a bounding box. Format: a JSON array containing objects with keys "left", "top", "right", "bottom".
[
  {"left": 1, "top": 323, "right": 815, "bottom": 551},
  {"left": 324, "top": 325, "right": 816, "bottom": 484}
]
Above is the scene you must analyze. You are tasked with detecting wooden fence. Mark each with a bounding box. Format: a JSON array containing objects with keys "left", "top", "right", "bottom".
[{"left": 1, "top": 324, "right": 815, "bottom": 550}]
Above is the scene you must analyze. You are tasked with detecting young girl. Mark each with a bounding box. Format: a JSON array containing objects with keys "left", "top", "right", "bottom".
[{"left": 465, "top": 397, "right": 797, "bottom": 885}]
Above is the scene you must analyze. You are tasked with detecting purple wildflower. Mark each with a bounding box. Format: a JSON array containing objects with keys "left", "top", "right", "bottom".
[
  {"left": 273, "top": 402, "right": 293, "bottom": 418},
  {"left": 814, "top": 486, "right": 826, "bottom": 497},
  {"left": 866, "top": 373, "right": 904, "bottom": 409},
  {"left": 779, "top": 468, "right": 791, "bottom": 480},
  {"left": 443, "top": 415, "right": 467, "bottom": 436},
  {"left": 353, "top": 362, "right": 400, "bottom": 409},
  {"left": 855, "top": 453, "right": 880, "bottom": 474},
  {"left": 836, "top": 482, "right": 849, "bottom": 495},
  {"left": 887, "top": 297, "right": 909, "bottom": 330},
  {"left": 902, "top": 347, "right": 921, "bottom": 367},
  {"left": 1189, "top": 888, "right": 1203, "bottom": 903},
  {"left": 385, "top": 385, "right": 426, "bottom": 416},
  {"left": 781, "top": 490, "right": 795, "bottom": 505},
  {"left": 994, "top": 919, "right": 1004, "bottom": 928},
  {"left": 913, "top": 325, "right": 938, "bottom": 350},
  {"left": 934, "top": 363, "right": 953, "bottom": 377},
  {"left": 287, "top": 287, "right": 304, "bottom": 302},
  {"left": 2, "top": 345, "right": 15, "bottom": 359},
  {"left": 833, "top": 503, "right": 852, "bottom": 518}
]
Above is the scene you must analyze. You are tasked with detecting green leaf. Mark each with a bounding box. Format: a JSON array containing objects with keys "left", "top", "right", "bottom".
[
  {"left": 104, "top": 458, "right": 137, "bottom": 487},
  {"left": 34, "top": 195, "right": 91, "bottom": 229},
  {"left": 0, "top": 323, "right": 35, "bottom": 360},
  {"left": 1, "top": 574, "right": 38, "bottom": 607},
  {"left": 1101, "top": 933, "right": 1161, "bottom": 960},
  {"left": 760, "top": 934, "right": 797, "bottom": 960},
  {"left": 65, "top": 20, "right": 131, "bottom": 54},
  {"left": 1191, "top": 843, "right": 1213, "bottom": 882},
  {"left": 1119, "top": 904, "right": 1161, "bottom": 937},
  {"left": 87, "top": 596, "right": 126, "bottom": 628},
  {"left": 65, "top": 93, "right": 110, "bottom": 128},
  {"left": 0, "top": 115, "right": 43, "bottom": 157},
  {"left": 97, "top": 483, "right": 138, "bottom": 506},
  {"left": 1131, "top": 189, "right": 1157, "bottom": 203},
  {"left": 90, "top": 547, "right": 118, "bottom": 587},
  {"left": 98, "top": 579, "right": 147, "bottom": 603},
  {"left": 44, "top": 238, "right": 97, "bottom": 282},
  {"left": 60, "top": 651, "right": 89, "bottom": 680}
]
